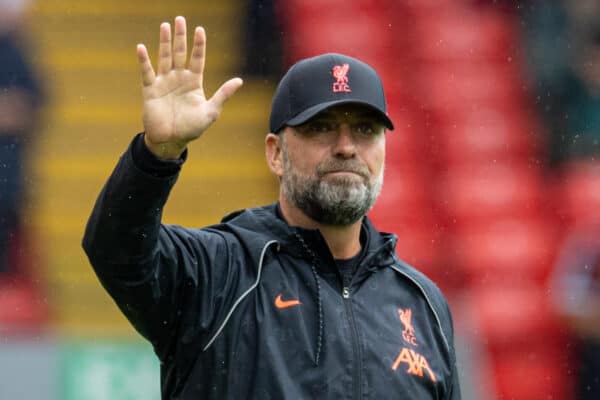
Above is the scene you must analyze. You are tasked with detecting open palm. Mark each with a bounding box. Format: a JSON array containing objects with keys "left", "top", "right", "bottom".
[{"left": 137, "top": 17, "right": 243, "bottom": 159}]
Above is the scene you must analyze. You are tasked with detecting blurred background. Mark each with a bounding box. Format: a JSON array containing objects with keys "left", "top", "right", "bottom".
[{"left": 0, "top": 0, "right": 598, "bottom": 398}]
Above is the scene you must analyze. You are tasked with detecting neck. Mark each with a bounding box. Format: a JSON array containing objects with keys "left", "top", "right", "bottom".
[{"left": 279, "top": 195, "right": 363, "bottom": 259}]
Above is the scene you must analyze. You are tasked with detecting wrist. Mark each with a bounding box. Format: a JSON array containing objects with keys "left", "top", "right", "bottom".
[{"left": 143, "top": 134, "right": 187, "bottom": 160}]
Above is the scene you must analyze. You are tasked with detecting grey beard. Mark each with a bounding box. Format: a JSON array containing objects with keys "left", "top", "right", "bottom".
[{"left": 281, "top": 151, "right": 383, "bottom": 226}]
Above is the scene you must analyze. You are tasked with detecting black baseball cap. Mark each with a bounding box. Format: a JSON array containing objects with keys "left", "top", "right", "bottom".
[{"left": 269, "top": 53, "right": 394, "bottom": 133}]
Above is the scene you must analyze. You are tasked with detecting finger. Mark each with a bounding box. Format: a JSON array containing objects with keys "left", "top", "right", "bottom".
[
  {"left": 157, "top": 22, "right": 172, "bottom": 74},
  {"left": 208, "top": 77, "right": 244, "bottom": 112},
  {"left": 172, "top": 16, "right": 187, "bottom": 70},
  {"left": 137, "top": 44, "right": 156, "bottom": 86},
  {"left": 189, "top": 26, "right": 206, "bottom": 80}
]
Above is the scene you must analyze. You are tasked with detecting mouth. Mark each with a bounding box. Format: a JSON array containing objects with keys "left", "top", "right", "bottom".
[
  {"left": 318, "top": 161, "right": 370, "bottom": 180},
  {"left": 324, "top": 170, "right": 361, "bottom": 176},
  {"left": 321, "top": 170, "right": 366, "bottom": 180}
]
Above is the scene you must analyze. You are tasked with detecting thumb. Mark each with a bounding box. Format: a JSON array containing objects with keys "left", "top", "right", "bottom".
[{"left": 208, "top": 77, "right": 243, "bottom": 113}]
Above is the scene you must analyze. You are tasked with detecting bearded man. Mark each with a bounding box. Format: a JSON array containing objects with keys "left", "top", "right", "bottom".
[{"left": 83, "top": 16, "right": 461, "bottom": 400}]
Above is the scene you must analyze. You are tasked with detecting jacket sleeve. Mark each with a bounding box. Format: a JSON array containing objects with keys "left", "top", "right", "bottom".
[
  {"left": 449, "top": 362, "right": 462, "bottom": 400},
  {"left": 435, "top": 290, "right": 461, "bottom": 400},
  {"left": 81, "top": 136, "right": 239, "bottom": 361}
]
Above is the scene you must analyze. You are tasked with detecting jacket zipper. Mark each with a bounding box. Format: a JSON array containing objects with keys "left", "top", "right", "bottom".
[{"left": 342, "top": 282, "right": 362, "bottom": 400}]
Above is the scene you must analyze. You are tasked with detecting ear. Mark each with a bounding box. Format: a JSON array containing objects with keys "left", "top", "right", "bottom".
[{"left": 265, "top": 132, "right": 284, "bottom": 178}]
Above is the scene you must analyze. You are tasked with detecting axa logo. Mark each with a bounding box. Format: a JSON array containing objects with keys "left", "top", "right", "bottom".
[
  {"left": 391, "top": 308, "right": 436, "bottom": 382},
  {"left": 398, "top": 308, "right": 417, "bottom": 346},
  {"left": 392, "top": 347, "right": 437, "bottom": 382},
  {"left": 332, "top": 63, "right": 351, "bottom": 93}
]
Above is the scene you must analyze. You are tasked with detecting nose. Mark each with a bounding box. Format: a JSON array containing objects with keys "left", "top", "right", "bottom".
[{"left": 333, "top": 124, "right": 356, "bottom": 158}]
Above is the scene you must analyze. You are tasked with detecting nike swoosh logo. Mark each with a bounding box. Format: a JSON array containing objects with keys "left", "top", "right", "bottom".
[{"left": 274, "top": 294, "right": 301, "bottom": 309}]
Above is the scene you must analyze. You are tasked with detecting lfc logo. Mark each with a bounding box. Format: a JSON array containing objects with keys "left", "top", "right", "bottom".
[
  {"left": 398, "top": 308, "right": 417, "bottom": 346},
  {"left": 332, "top": 64, "right": 351, "bottom": 93},
  {"left": 391, "top": 308, "right": 436, "bottom": 382}
]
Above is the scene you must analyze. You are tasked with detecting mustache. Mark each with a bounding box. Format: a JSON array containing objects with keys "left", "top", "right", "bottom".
[{"left": 316, "top": 160, "right": 370, "bottom": 179}]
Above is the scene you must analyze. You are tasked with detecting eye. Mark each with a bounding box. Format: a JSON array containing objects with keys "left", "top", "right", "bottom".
[{"left": 353, "top": 122, "right": 380, "bottom": 136}]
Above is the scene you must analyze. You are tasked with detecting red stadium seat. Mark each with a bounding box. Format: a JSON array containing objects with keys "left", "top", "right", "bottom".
[
  {"left": 0, "top": 276, "right": 48, "bottom": 335},
  {"left": 418, "top": 63, "right": 524, "bottom": 113},
  {"left": 435, "top": 164, "right": 544, "bottom": 224},
  {"left": 283, "top": 21, "right": 395, "bottom": 69},
  {"left": 280, "top": 1, "right": 401, "bottom": 65},
  {"left": 278, "top": 1, "right": 426, "bottom": 69},
  {"left": 493, "top": 349, "right": 572, "bottom": 400},
  {"left": 413, "top": 10, "right": 516, "bottom": 63},
  {"left": 449, "top": 218, "right": 559, "bottom": 284},
  {"left": 378, "top": 65, "right": 422, "bottom": 109},
  {"left": 434, "top": 108, "right": 543, "bottom": 164},
  {"left": 465, "top": 284, "right": 559, "bottom": 348}
]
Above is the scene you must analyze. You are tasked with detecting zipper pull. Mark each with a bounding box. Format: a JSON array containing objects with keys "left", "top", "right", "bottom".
[{"left": 342, "top": 287, "right": 350, "bottom": 299}]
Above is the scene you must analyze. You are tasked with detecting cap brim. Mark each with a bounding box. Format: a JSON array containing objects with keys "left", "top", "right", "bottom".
[{"left": 285, "top": 100, "right": 394, "bottom": 130}]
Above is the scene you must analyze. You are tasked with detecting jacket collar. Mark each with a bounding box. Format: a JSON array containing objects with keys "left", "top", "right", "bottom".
[{"left": 220, "top": 203, "right": 397, "bottom": 273}]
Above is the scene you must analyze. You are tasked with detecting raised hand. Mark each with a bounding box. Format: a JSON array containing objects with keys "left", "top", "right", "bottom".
[{"left": 137, "top": 16, "right": 243, "bottom": 159}]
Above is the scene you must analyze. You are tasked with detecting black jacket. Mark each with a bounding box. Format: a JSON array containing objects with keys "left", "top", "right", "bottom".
[{"left": 82, "top": 137, "right": 461, "bottom": 399}]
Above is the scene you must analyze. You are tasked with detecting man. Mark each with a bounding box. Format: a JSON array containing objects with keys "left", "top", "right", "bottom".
[
  {"left": 83, "top": 16, "right": 461, "bottom": 399},
  {"left": 0, "top": 3, "right": 44, "bottom": 275},
  {"left": 551, "top": 224, "right": 600, "bottom": 400}
]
